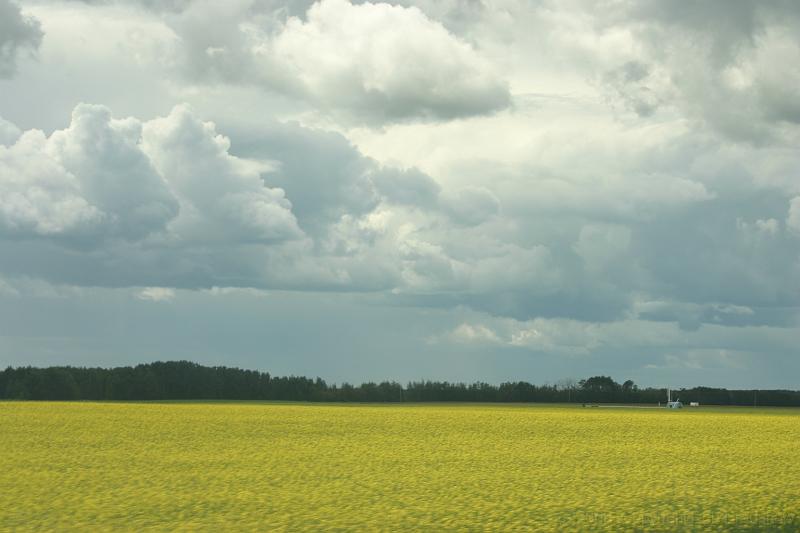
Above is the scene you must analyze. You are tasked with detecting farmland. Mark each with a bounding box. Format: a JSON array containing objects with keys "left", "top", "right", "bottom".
[{"left": 2, "top": 402, "right": 799, "bottom": 531}]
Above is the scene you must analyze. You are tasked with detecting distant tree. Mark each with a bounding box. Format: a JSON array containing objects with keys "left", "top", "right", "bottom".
[
  {"left": 4, "top": 373, "right": 31, "bottom": 399},
  {"left": 580, "top": 376, "right": 620, "bottom": 402},
  {"left": 1, "top": 364, "right": 799, "bottom": 406}
]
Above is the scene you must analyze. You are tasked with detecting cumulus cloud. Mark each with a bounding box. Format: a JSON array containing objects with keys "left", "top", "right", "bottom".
[
  {"left": 0, "top": 102, "right": 302, "bottom": 246},
  {"left": 0, "top": 135, "right": 104, "bottom": 238},
  {"left": 260, "top": 0, "right": 510, "bottom": 122},
  {"left": 141, "top": 106, "right": 302, "bottom": 243},
  {"left": 0, "top": 104, "right": 314, "bottom": 290},
  {"left": 0, "top": 104, "right": 177, "bottom": 242},
  {"left": 49, "top": 105, "right": 180, "bottom": 241},
  {"left": 0, "top": 0, "right": 42, "bottom": 78},
  {"left": 157, "top": 0, "right": 509, "bottom": 124},
  {"left": 0, "top": 103, "right": 469, "bottom": 292}
]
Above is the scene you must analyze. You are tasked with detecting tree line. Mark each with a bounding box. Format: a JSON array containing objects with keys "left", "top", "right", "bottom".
[{"left": 1, "top": 361, "right": 798, "bottom": 406}]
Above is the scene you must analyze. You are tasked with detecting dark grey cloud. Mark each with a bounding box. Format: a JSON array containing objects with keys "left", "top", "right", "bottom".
[
  {"left": 624, "top": 0, "right": 800, "bottom": 62},
  {"left": 601, "top": 0, "right": 800, "bottom": 139},
  {"left": 226, "top": 121, "right": 380, "bottom": 236},
  {"left": 601, "top": 61, "right": 661, "bottom": 117},
  {"left": 0, "top": 0, "right": 42, "bottom": 78},
  {"left": 371, "top": 167, "right": 441, "bottom": 208}
]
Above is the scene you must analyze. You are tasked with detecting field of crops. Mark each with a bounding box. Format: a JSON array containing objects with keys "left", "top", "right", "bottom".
[{"left": 2, "top": 402, "right": 799, "bottom": 531}]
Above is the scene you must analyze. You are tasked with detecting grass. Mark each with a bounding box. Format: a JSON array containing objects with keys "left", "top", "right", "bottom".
[{"left": 2, "top": 402, "right": 799, "bottom": 531}]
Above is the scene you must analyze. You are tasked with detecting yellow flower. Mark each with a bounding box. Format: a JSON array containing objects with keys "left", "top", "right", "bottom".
[{"left": 1, "top": 402, "right": 798, "bottom": 531}]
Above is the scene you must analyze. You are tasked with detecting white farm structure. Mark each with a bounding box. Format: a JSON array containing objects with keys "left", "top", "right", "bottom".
[{"left": 666, "top": 388, "right": 683, "bottom": 409}]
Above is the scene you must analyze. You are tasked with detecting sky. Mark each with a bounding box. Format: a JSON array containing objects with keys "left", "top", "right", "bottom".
[{"left": 0, "top": 0, "right": 799, "bottom": 388}]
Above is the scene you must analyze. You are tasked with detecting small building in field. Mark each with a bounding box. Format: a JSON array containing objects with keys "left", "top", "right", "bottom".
[{"left": 666, "top": 388, "right": 682, "bottom": 408}]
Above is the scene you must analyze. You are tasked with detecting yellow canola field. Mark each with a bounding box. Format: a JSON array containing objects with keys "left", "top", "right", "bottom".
[{"left": 1, "top": 402, "right": 799, "bottom": 532}]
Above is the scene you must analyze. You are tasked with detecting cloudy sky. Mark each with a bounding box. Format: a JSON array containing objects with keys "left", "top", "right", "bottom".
[{"left": 1, "top": 0, "right": 799, "bottom": 388}]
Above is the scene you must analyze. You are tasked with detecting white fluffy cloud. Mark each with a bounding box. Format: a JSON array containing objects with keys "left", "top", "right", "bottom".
[
  {"left": 0, "top": 104, "right": 177, "bottom": 242},
  {"left": 259, "top": 0, "right": 510, "bottom": 122},
  {"left": 0, "top": 131, "right": 105, "bottom": 238},
  {"left": 0, "top": 103, "right": 458, "bottom": 291},
  {"left": 0, "top": 103, "right": 303, "bottom": 254}
]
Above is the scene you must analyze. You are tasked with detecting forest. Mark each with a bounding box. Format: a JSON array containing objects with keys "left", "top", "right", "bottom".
[{"left": 1, "top": 361, "right": 798, "bottom": 406}]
